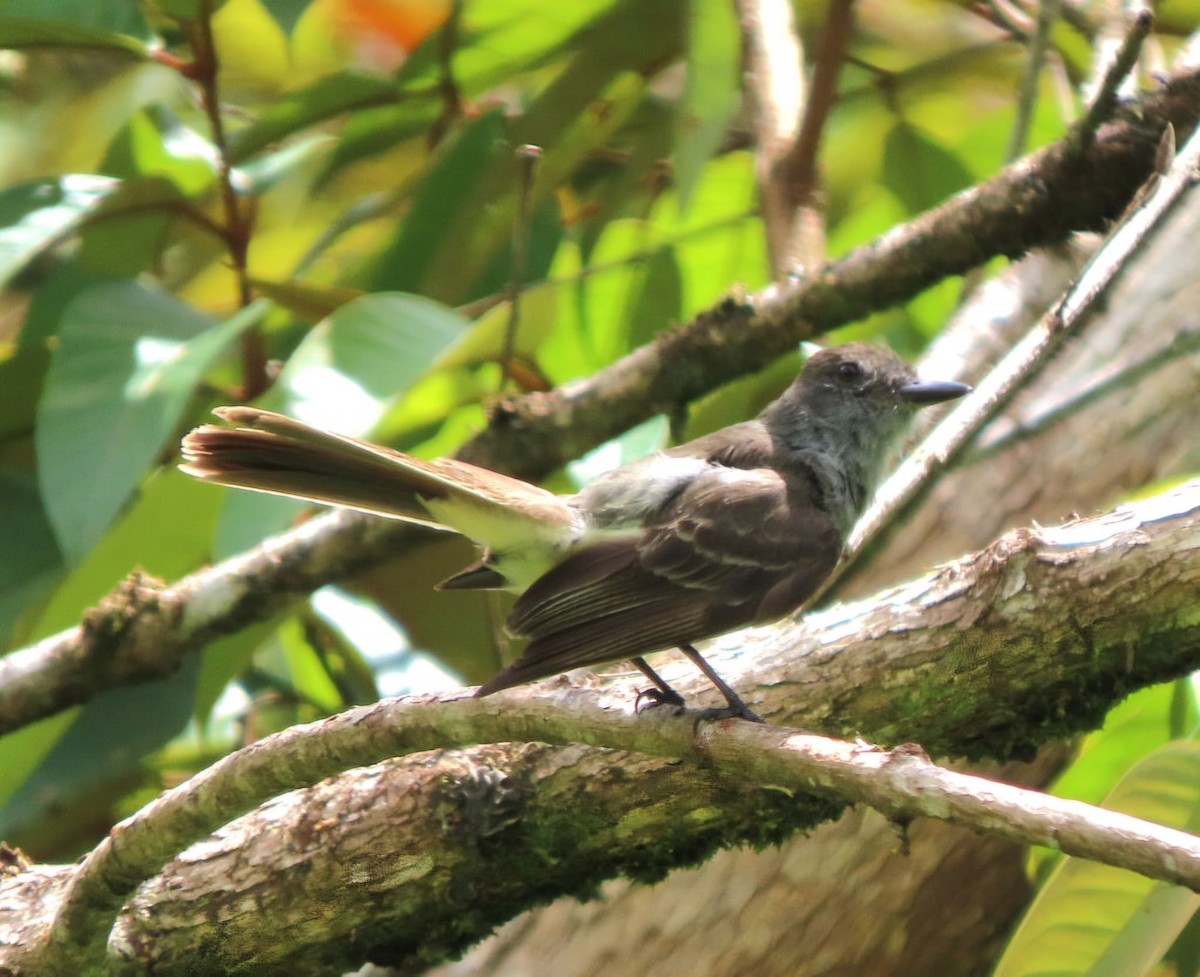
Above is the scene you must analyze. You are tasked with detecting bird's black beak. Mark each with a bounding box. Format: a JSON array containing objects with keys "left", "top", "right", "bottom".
[{"left": 898, "top": 378, "right": 972, "bottom": 405}]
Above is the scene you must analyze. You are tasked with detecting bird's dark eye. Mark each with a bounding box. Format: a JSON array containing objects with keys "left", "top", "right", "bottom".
[{"left": 837, "top": 361, "right": 863, "bottom": 382}]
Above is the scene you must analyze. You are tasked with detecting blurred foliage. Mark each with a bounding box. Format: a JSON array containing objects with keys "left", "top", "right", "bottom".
[{"left": 1, "top": 0, "right": 1199, "bottom": 972}]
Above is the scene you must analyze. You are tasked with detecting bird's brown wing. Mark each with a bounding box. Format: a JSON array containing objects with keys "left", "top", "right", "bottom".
[{"left": 476, "top": 466, "right": 842, "bottom": 695}]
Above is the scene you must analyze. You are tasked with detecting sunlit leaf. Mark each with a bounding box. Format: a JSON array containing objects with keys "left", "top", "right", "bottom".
[
  {"left": 211, "top": 0, "right": 291, "bottom": 100},
  {"left": 250, "top": 276, "right": 364, "bottom": 323},
  {"left": 36, "top": 285, "right": 263, "bottom": 562},
  {"left": 994, "top": 741, "right": 1200, "bottom": 977},
  {"left": 0, "top": 14, "right": 148, "bottom": 53},
  {"left": 0, "top": 176, "right": 119, "bottom": 291},
  {"left": 674, "top": 0, "right": 739, "bottom": 208},
  {"left": 882, "top": 123, "right": 974, "bottom": 216},
  {"left": 271, "top": 290, "right": 471, "bottom": 428},
  {"left": 227, "top": 71, "right": 401, "bottom": 162}
]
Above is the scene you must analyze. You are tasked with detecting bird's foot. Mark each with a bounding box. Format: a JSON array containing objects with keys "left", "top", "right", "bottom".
[{"left": 634, "top": 687, "right": 686, "bottom": 714}]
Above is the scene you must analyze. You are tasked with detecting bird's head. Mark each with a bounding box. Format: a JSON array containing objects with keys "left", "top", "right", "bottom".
[{"left": 761, "top": 343, "right": 970, "bottom": 529}]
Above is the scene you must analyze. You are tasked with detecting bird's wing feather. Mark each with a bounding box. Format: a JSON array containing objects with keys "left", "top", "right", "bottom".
[
  {"left": 180, "top": 407, "right": 576, "bottom": 550},
  {"left": 480, "top": 465, "right": 842, "bottom": 693}
]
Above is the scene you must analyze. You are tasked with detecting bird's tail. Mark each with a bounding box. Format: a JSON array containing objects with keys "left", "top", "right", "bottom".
[{"left": 180, "top": 407, "right": 576, "bottom": 553}]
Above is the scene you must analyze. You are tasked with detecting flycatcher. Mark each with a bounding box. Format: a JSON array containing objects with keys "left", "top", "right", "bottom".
[{"left": 181, "top": 343, "right": 968, "bottom": 720}]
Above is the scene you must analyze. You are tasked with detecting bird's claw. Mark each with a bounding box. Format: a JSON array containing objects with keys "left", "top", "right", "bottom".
[{"left": 635, "top": 687, "right": 686, "bottom": 714}]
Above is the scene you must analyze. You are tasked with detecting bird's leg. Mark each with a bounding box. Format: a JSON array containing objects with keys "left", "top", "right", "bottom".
[
  {"left": 678, "top": 644, "right": 763, "bottom": 723},
  {"left": 630, "top": 657, "right": 686, "bottom": 712}
]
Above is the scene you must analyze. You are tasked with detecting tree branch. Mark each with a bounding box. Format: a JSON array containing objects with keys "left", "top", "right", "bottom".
[
  {"left": 6, "top": 67, "right": 1200, "bottom": 737},
  {"left": 9, "top": 479, "right": 1198, "bottom": 973},
  {"left": 464, "top": 64, "right": 1199, "bottom": 478}
]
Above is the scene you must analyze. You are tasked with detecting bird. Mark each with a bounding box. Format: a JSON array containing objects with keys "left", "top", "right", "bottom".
[{"left": 180, "top": 343, "right": 969, "bottom": 721}]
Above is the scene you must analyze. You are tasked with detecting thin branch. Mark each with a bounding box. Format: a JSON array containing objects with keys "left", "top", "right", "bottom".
[
  {"left": 974, "top": 0, "right": 1032, "bottom": 40},
  {"left": 737, "top": 0, "right": 808, "bottom": 274},
  {"left": 461, "top": 65, "right": 1193, "bottom": 478},
  {"left": 700, "top": 730, "right": 1200, "bottom": 894},
  {"left": 738, "top": 0, "right": 854, "bottom": 274},
  {"left": 428, "top": 0, "right": 464, "bottom": 148},
  {"left": 786, "top": 0, "right": 854, "bottom": 209},
  {"left": 970, "top": 312, "right": 1200, "bottom": 462},
  {"left": 499, "top": 144, "right": 541, "bottom": 391},
  {"left": 188, "top": 0, "right": 265, "bottom": 397},
  {"left": 1075, "top": 6, "right": 1153, "bottom": 151},
  {"left": 0, "top": 512, "right": 408, "bottom": 736},
  {"left": 1006, "top": 0, "right": 1059, "bottom": 161}
]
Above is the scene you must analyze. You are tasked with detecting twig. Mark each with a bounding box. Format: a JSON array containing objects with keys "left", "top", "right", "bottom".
[
  {"left": 429, "top": 0, "right": 464, "bottom": 148},
  {"left": 1006, "top": 0, "right": 1059, "bottom": 161},
  {"left": 782, "top": 0, "right": 854, "bottom": 271},
  {"left": 1074, "top": 6, "right": 1153, "bottom": 151},
  {"left": 738, "top": 0, "right": 854, "bottom": 274},
  {"left": 187, "top": 0, "right": 265, "bottom": 397},
  {"left": 699, "top": 730, "right": 1200, "bottom": 894},
  {"left": 978, "top": 0, "right": 1033, "bottom": 40},
  {"left": 0, "top": 511, "right": 407, "bottom": 737},
  {"left": 463, "top": 65, "right": 1190, "bottom": 478},
  {"left": 499, "top": 145, "right": 541, "bottom": 391},
  {"left": 737, "top": 0, "right": 807, "bottom": 275}
]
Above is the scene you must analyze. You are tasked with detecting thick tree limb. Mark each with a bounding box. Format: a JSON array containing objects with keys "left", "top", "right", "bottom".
[
  {"left": 0, "top": 511, "right": 409, "bottom": 736},
  {"left": 5, "top": 480, "right": 1198, "bottom": 974},
  {"left": 438, "top": 74, "right": 1200, "bottom": 975}
]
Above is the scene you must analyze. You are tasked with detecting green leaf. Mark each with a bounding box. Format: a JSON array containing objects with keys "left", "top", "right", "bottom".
[
  {"left": 212, "top": 292, "right": 471, "bottom": 554},
  {"left": 0, "top": 711, "right": 77, "bottom": 816},
  {"left": 0, "top": 339, "right": 50, "bottom": 440},
  {"left": 0, "top": 467, "right": 223, "bottom": 820},
  {"left": 674, "top": 0, "right": 739, "bottom": 208},
  {"left": 994, "top": 741, "right": 1200, "bottom": 977},
  {"left": 101, "top": 110, "right": 216, "bottom": 196},
  {"left": 436, "top": 283, "right": 557, "bottom": 371},
  {"left": 278, "top": 616, "right": 343, "bottom": 713},
  {"left": 1052, "top": 683, "right": 1182, "bottom": 808},
  {"left": 623, "top": 245, "right": 682, "bottom": 352},
  {"left": 36, "top": 285, "right": 262, "bottom": 563},
  {"left": 366, "top": 108, "right": 511, "bottom": 298},
  {"left": 249, "top": 277, "right": 364, "bottom": 324},
  {"left": 0, "top": 13, "right": 148, "bottom": 53},
  {"left": 272, "top": 291, "right": 471, "bottom": 422},
  {"left": 147, "top": 0, "right": 228, "bottom": 22},
  {"left": 448, "top": 0, "right": 627, "bottom": 95},
  {"left": 0, "top": 0, "right": 149, "bottom": 34},
  {"left": 227, "top": 71, "right": 401, "bottom": 163},
  {"left": 0, "top": 468, "right": 62, "bottom": 649},
  {"left": 29, "top": 468, "right": 223, "bottom": 640},
  {"left": 194, "top": 622, "right": 276, "bottom": 726},
  {"left": 0, "top": 659, "right": 203, "bottom": 849},
  {"left": 77, "top": 178, "right": 190, "bottom": 277},
  {"left": 882, "top": 123, "right": 974, "bottom": 216},
  {"left": 0, "top": 176, "right": 119, "bottom": 291},
  {"left": 314, "top": 102, "right": 439, "bottom": 189}
]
